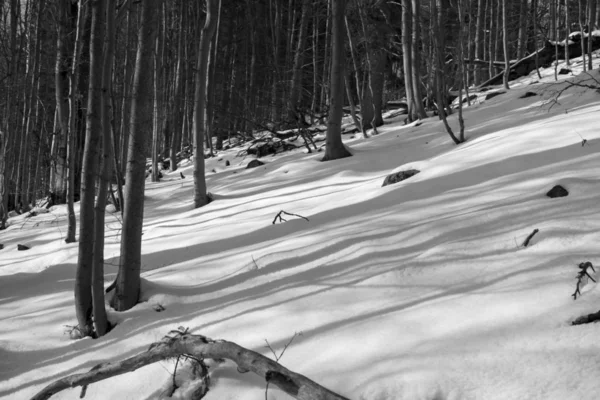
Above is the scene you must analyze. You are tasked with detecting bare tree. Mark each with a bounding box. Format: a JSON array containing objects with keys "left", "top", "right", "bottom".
[
  {"left": 193, "top": 0, "right": 219, "bottom": 208},
  {"left": 112, "top": 0, "right": 159, "bottom": 312},
  {"left": 322, "top": 0, "right": 352, "bottom": 161},
  {"left": 75, "top": 0, "right": 107, "bottom": 337}
]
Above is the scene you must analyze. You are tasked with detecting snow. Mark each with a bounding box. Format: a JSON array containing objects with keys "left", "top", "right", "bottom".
[{"left": 2, "top": 54, "right": 600, "bottom": 400}]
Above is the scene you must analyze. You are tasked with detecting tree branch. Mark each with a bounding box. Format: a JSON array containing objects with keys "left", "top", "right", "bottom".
[{"left": 30, "top": 334, "right": 348, "bottom": 400}]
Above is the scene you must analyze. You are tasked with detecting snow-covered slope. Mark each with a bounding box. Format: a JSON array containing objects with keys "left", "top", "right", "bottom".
[{"left": 2, "top": 55, "right": 600, "bottom": 400}]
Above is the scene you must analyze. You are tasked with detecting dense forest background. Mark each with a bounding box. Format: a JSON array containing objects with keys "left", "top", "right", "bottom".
[{"left": 0, "top": 0, "right": 599, "bottom": 338}]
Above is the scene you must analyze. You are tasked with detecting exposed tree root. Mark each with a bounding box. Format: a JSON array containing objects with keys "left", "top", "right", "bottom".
[{"left": 30, "top": 333, "right": 348, "bottom": 400}]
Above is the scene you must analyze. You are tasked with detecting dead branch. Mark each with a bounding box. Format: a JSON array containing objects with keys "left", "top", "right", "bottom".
[
  {"left": 572, "top": 261, "right": 596, "bottom": 300},
  {"left": 572, "top": 309, "right": 600, "bottom": 325},
  {"left": 30, "top": 332, "right": 348, "bottom": 400},
  {"left": 272, "top": 210, "right": 310, "bottom": 224},
  {"left": 522, "top": 228, "right": 539, "bottom": 247},
  {"left": 543, "top": 72, "right": 600, "bottom": 111}
]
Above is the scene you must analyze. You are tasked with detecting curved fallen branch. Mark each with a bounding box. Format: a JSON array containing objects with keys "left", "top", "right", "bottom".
[{"left": 30, "top": 333, "right": 349, "bottom": 400}]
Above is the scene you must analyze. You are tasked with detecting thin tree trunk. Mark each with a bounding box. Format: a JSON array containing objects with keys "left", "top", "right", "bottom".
[
  {"left": 66, "top": 0, "right": 87, "bottom": 243},
  {"left": 192, "top": 0, "right": 219, "bottom": 208},
  {"left": 288, "top": 0, "right": 311, "bottom": 123},
  {"left": 112, "top": 0, "right": 158, "bottom": 312},
  {"left": 588, "top": 0, "right": 597, "bottom": 70},
  {"left": 401, "top": 0, "right": 415, "bottom": 121},
  {"left": 53, "top": 0, "right": 70, "bottom": 205},
  {"left": 170, "top": 1, "right": 185, "bottom": 171},
  {"left": 320, "top": 0, "right": 331, "bottom": 112},
  {"left": 75, "top": 0, "right": 106, "bottom": 338},
  {"left": 517, "top": 0, "right": 529, "bottom": 59},
  {"left": 433, "top": 0, "right": 461, "bottom": 144},
  {"left": 502, "top": 0, "right": 510, "bottom": 89},
  {"left": 457, "top": 0, "right": 466, "bottom": 142},
  {"left": 565, "top": 0, "right": 570, "bottom": 65},
  {"left": 579, "top": 0, "right": 586, "bottom": 71},
  {"left": 92, "top": 0, "right": 117, "bottom": 337},
  {"left": 411, "top": 0, "right": 427, "bottom": 119},
  {"left": 474, "top": 0, "right": 486, "bottom": 84},
  {"left": 322, "top": 0, "right": 352, "bottom": 161}
]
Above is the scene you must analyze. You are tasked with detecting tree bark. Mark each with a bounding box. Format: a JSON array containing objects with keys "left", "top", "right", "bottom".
[
  {"left": 112, "top": 0, "right": 158, "bottom": 312},
  {"left": 322, "top": 0, "right": 352, "bottom": 161}
]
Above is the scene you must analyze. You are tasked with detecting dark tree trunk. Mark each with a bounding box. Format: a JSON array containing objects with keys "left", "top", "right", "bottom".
[
  {"left": 322, "top": 0, "right": 352, "bottom": 161},
  {"left": 112, "top": 0, "right": 158, "bottom": 312},
  {"left": 75, "top": 0, "right": 106, "bottom": 337}
]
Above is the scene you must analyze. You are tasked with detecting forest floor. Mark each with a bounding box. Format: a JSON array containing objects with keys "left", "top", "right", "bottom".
[{"left": 2, "top": 54, "right": 600, "bottom": 400}]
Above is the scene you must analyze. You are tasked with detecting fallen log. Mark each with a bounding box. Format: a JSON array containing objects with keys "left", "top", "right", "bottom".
[
  {"left": 30, "top": 333, "right": 349, "bottom": 400},
  {"left": 479, "top": 32, "right": 600, "bottom": 87}
]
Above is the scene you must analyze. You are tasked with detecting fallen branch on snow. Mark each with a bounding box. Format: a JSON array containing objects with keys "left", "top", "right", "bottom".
[
  {"left": 272, "top": 210, "right": 310, "bottom": 225},
  {"left": 522, "top": 228, "right": 539, "bottom": 247},
  {"left": 572, "top": 309, "right": 600, "bottom": 325},
  {"left": 572, "top": 261, "right": 596, "bottom": 300},
  {"left": 30, "top": 331, "right": 348, "bottom": 400}
]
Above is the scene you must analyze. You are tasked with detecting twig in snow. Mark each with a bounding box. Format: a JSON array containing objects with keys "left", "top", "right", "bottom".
[
  {"left": 572, "top": 261, "right": 596, "bottom": 300},
  {"left": 272, "top": 210, "right": 309, "bottom": 225},
  {"left": 522, "top": 228, "right": 539, "bottom": 247},
  {"left": 264, "top": 332, "right": 302, "bottom": 400}
]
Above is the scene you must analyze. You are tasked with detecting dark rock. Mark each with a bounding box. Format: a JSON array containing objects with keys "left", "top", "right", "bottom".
[
  {"left": 485, "top": 91, "right": 506, "bottom": 101},
  {"left": 0, "top": 244, "right": 4, "bottom": 250},
  {"left": 246, "top": 159, "right": 265, "bottom": 169},
  {"left": 519, "top": 91, "right": 537, "bottom": 98},
  {"left": 17, "top": 244, "right": 30, "bottom": 251},
  {"left": 382, "top": 169, "right": 420, "bottom": 187},
  {"left": 225, "top": 160, "right": 230, "bottom": 166},
  {"left": 546, "top": 185, "right": 568, "bottom": 198},
  {"left": 558, "top": 68, "right": 571, "bottom": 75},
  {"left": 180, "top": 172, "right": 185, "bottom": 179}
]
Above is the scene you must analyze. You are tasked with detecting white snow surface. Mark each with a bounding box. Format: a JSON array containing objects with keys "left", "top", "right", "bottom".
[{"left": 2, "top": 55, "right": 600, "bottom": 400}]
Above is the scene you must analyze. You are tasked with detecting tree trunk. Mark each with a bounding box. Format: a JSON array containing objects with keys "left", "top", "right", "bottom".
[
  {"left": 170, "top": 2, "right": 185, "bottom": 171},
  {"left": 322, "top": 0, "right": 352, "bottom": 161},
  {"left": 66, "top": 0, "right": 87, "bottom": 243},
  {"left": 517, "top": 0, "right": 529, "bottom": 60},
  {"left": 565, "top": 0, "right": 570, "bottom": 65},
  {"left": 112, "top": 0, "right": 158, "bottom": 312},
  {"left": 288, "top": 0, "right": 311, "bottom": 123},
  {"left": 589, "top": 0, "right": 597, "bottom": 70},
  {"left": 75, "top": 0, "right": 106, "bottom": 338},
  {"left": 192, "top": 0, "right": 219, "bottom": 208},
  {"left": 411, "top": 0, "right": 427, "bottom": 119},
  {"left": 502, "top": 0, "right": 510, "bottom": 89},
  {"left": 433, "top": 0, "right": 461, "bottom": 145},
  {"left": 53, "top": 0, "right": 70, "bottom": 205},
  {"left": 401, "top": 0, "right": 415, "bottom": 121}
]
